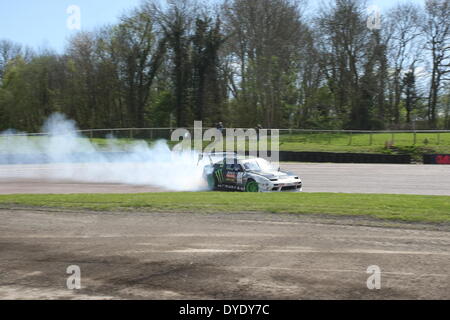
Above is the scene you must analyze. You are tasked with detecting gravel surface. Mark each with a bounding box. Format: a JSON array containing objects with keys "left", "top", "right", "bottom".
[{"left": 0, "top": 209, "right": 449, "bottom": 299}]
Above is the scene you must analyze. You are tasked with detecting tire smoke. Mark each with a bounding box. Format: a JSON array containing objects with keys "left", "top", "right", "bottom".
[{"left": 0, "top": 113, "right": 207, "bottom": 191}]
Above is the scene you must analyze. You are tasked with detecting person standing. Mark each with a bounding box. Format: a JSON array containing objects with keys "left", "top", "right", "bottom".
[
  {"left": 256, "top": 124, "right": 262, "bottom": 141},
  {"left": 216, "top": 121, "right": 224, "bottom": 136}
]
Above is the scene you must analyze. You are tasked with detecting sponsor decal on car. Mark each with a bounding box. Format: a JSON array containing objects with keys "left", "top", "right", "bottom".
[
  {"left": 215, "top": 168, "right": 224, "bottom": 183},
  {"left": 217, "top": 184, "right": 244, "bottom": 191},
  {"left": 226, "top": 172, "right": 236, "bottom": 181}
]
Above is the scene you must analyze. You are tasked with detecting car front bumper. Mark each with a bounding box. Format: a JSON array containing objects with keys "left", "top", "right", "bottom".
[{"left": 260, "top": 180, "right": 303, "bottom": 192}]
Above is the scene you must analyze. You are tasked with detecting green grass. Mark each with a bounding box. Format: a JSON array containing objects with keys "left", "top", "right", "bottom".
[
  {"left": 2, "top": 131, "right": 450, "bottom": 162},
  {"left": 278, "top": 132, "right": 450, "bottom": 156},
  {"left": 93, "top": 131, "right": 450, "bottom": 160},
  {"left": 1, "top": 192, "right": 449, "bottom": 223}
]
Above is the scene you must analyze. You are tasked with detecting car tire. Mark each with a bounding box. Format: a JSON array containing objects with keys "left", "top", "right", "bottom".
[
  {"left": 245, "top": 179, "right": 259, "bottom": 192},
  {"left": 207, "top": 174, "right": 217, "bottom": 190}
]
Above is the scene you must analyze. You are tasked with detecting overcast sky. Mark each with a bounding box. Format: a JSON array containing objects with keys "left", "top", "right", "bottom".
[{"left": 0, "top": 0, "right": 426, "bottom": 53}]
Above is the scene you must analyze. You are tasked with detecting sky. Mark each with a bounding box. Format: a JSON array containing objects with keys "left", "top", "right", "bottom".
[
  {"left": 0, "top": 0, "right": 142, "bottom": 52},
  {"left": 0, "top": 0, "right": 426, "bottom": 53}
]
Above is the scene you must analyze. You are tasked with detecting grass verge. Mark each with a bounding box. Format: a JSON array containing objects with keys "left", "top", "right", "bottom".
[
  {"left": 96, "top": 132, "right": 450, "bottom": 162},
  {"left": 0, "top": 192, "right": 449, "bottom": 223},
  {"left": 3, "top": 132, "right": 449, "bottom": 162}
]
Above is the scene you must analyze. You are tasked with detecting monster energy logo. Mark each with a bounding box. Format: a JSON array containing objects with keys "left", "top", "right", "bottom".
[{"left": 215, "top": 168, "right": 224, "bottom": 183}]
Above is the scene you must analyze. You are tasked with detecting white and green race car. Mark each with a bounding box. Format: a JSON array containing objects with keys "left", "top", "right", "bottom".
[{"left": 201, "top": 153, "right": 302, "bottom": 192}]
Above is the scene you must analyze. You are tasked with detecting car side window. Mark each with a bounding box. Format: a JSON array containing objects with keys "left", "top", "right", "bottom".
[
  {"left": 225, "top": 163, "right": 234, "bottom": 171},
  {"left": 224, "top": 163, "right": 243, "bottom": 171}
]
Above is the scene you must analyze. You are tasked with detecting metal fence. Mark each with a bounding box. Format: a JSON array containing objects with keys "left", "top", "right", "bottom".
[
  {"left": 2, "top": 128, "right": 450, "bottom": 147},
  {"left": 277, "top": 129, "right": 450, "bottom": 146}
]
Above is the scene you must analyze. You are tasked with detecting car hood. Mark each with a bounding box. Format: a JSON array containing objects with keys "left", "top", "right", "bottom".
[{"left": 248, "top": 170, "right": 296, "bottom": 180}]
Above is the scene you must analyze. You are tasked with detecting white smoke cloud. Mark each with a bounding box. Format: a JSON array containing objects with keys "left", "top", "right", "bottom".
[{"left": 0, "top": 113, "right": 208, "bottom": 191}]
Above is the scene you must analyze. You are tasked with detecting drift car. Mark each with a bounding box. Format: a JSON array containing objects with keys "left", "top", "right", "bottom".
[{"left": 201, "top": 153, "right": 302, "bottom": 192}]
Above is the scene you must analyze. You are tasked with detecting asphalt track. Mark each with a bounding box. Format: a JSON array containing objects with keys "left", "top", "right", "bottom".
[
  {"left": 1, "top": 162, "right": 449, "bottom": 299},
  {"left": 1, "top": 162, "right": 449, "bottom": 195}
]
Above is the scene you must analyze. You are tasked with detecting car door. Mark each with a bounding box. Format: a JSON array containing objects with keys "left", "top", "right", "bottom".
[
  {"left": 235, "top": 163, "right": 245, "bottom": 187},
  {"left": 213, "top": 163, "right": 225, "bottom": 185},
  {"left": 224, "top": 163, "right": 238, "bottom": 185}
]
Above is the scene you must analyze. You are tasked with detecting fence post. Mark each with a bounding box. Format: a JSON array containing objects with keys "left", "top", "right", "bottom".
[
  {"left": 369, "top": 132, "right": 373, "bottom": 146},
  {"left": 437, "top": 132, "right": 441, "bottom": 145},
  {"left": 129, "top": 129, "right": 133, "bottom": 139},
  {"left": 413, "top": 132, "right": 417, "bottom": 145},
  {"left": 391, "top": 132, "right": 395, "bottom": 145},
  {"left": 348, "top": 131, "right": 353, "bottom": 146}
]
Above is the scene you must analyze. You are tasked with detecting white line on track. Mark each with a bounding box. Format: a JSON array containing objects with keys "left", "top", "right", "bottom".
[
  {"left": 128, "top": 248, "right": 450, "bottom": 256},
  {"left": 219, "top": 266, "right": 450, "bottom": 277}
]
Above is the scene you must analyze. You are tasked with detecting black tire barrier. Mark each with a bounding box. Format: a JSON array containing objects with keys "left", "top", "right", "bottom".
[
  {"left": 423, "top": 154, "right": 450, "bottom": 165},
  {"left": 241, "top": 151, "right": 411, "bottom": 164},
  {"left": 278, "top": 151, "right": 411, "bottom": 164},
  {"left": 1, "top": 151, "right": 412, "bottom": 165}
]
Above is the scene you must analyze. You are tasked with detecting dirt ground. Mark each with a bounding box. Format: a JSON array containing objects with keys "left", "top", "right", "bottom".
[{"left": 0, "top": 208, "right": 448, "bottom": 300}]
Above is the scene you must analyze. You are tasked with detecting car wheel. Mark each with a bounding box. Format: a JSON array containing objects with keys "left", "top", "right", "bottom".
[
  {"left": 245, "top": 180, "right": 259, "bottom": 192},
  {"left": 206, "top": 174, "right": 216, "bottom": 190}
]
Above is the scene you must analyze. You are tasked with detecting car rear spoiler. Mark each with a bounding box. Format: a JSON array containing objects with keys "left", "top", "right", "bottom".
[{"left": 197, "top": 152, "right": 238, "bottom": 166}]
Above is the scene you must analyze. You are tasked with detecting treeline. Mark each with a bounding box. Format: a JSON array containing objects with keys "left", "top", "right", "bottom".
[{"left": 0, "top": 0, "right": 450, "bottom": 132}]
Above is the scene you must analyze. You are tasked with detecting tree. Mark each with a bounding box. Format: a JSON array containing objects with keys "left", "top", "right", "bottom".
[
  {"left": 223, "top": 0, "right": 307, "bottom": 127},
  {"left": 317, "top": 0, "right": 373, "bottom": 129},
  {"left": 0, "top": 53, "right": 62, "bottom": 132},
  {"left": 403, "top": 69, "right": 418, "bottom": 124},
  {"left": 442, "top": 84, "right": 450, "bottom": 128},
  {"left": 111, "top": 5, "right": 167, "bottom": 128},
  {"left": 65, "top": 31, "right": 100, "bottom": 127},
  {"left": 0, "top": 39, "right": 22, "bottom": 83},
  {"left": 191, "top": 15, "right": 226, "bottom": 124},
  {"left": 423, "top": 0, "right": 450, "bottom": 128},
  {"left": 386, "top": 3, "right": 423, "bottom": 125},
  {"left": 2, "top": 0, "right": 450, "bottom": 132},
  {"left": 153, "top": 0, "right": 195, "bottom": 127}
]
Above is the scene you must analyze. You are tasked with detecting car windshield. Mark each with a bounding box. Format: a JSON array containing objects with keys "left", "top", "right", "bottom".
[{"left": 243, "top": 159, "right": 276, "bottom": 172}]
